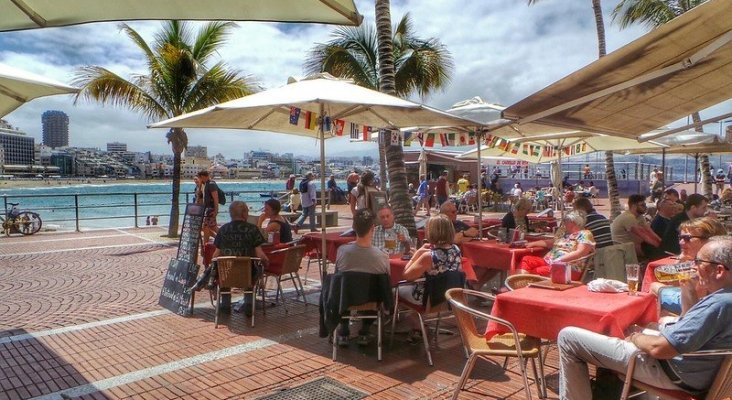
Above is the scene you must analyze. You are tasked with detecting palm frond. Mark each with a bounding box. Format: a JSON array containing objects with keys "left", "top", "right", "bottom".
[
  {"left": 184, "top": 62, "right": 257, "bottom": 111},
  {"left": 612, "top": 0, "right": 707, "bottom": 29},
  {"left": 192, "top": 21, "right": 238, "bottom": 63},
  {"left": 304, "top": 25, "right": 378, "bottom": 88},
  {"left": 394, "top": 38, "right": 453, "bottom": 98}
]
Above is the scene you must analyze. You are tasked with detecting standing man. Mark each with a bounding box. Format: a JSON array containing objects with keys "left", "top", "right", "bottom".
[
  {"left": 557, "top": 237, "right": 732, "bottom": 399},
  {"left": 435, "top": 170, "right": 450, "bottom": 207},
  {"left": 573, "top": 198, "right": 613, "bottom": 249},
  {"left": 197, "top": 170, "right": 220, "bottom": 241},
  {"left": 610, "top": 194, "right": 661, "bottom": 258},
  {"left": 414, "top": 175, "right": 431, "bottom": 216},
  {"left": 660, "top": 194, "right": 709, "bottom": 255},
  {"left": 457, "top": 174, "right": 470, "bottom": 194},
  {"left": 294, "top": 172, "right": 317, "bottom": 233},
  {"left": 212, "top": 201, "right": 269, "bottom": 315},
  {"left": 334, "top": 209, "right": 390, "bottom": 346},
  {"left": 372, "top": 207, "right": 411, "bottom": 256},
  {"left": 583, "top": 164, "right": 592, "bottom": 179}
]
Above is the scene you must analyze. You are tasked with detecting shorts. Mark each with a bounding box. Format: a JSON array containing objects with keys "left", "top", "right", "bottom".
[{"left": 203, "top": 209, "right": 218, "bottom": 229}]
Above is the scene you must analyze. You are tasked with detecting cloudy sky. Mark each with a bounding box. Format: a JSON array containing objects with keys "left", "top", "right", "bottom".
[{"left": 0, "top": 0, "right": 725, "bottom": 159}]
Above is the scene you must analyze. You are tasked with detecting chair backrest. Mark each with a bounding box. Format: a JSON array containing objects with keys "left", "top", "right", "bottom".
[
  {"left": 574, "top": 251, "right": 596, "bottom": 282},
  {"left": 594, "top": 242, "right": 637, "bottom": 282},
  {"left": 279, "top": 245, "right": 306, "bottom": 274},
  {"left": 216, "top": 257, "right": 254, "bottom": 289},
  {"left": 707, "top": 355, "right": 732, "bottom": 400},
  {"left": 505, "top": 274, "right": 547, "bottom": 291},
  {"left": 444, "top": 288, "right": 483, "bottom": 349}
]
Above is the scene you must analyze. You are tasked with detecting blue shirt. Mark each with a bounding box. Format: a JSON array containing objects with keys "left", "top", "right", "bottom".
[
  {"left": 661, "top": 286, "right": 732, "bottom": 390},
  {"left": 418, "top": 180, "right": 429, "bottom": 198}
]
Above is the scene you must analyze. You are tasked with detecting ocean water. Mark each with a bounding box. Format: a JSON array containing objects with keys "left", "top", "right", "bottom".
[{"left": 0, "top": 180, "right": 330, "bottom": 231}]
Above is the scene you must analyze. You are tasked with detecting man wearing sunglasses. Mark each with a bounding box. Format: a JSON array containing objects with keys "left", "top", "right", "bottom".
[
  {"left": 558, "top": 237, "right": 732, "bottom": 399},
  {"left": 660, "top": 194, "right": 708, "bottom": 256}
]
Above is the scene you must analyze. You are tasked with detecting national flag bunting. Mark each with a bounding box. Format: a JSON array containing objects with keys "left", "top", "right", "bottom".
[
  {"left": 425, "top": 133, "right": 435, "bottom": 147},
  {"left": 289, "top": 107, "right": 301, "bottom": 125},
  {"left": 439, "top": 133, "right": 448, "bottom": 147},
  {"left": 350, "top": 123, "right": 360, "bottom": 140},
  {"left": 335, "top": 119, "right": 345, "bottom": 136},
  {"left": 307, "top": 112, "right": 318, "bottom": 130},
  {"left": 362, "top": 126, "right": 371, "bottom": 141},
  {"left": 468, "top": 131, "right": 476, "bottom": 145}
]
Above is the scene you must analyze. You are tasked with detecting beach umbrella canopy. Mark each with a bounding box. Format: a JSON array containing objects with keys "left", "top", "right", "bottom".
[
  {"left": 151, "top": 73, "right": 477, "bottom": 273},
  {"left": 501, "top": 0, "right": 732, "bottom": 142},
  {"left": 0, "top": 0, "right": 362, "bottom": 31},
  {"left": 0, "top": 63, "right": 78, "bottom": 117}
]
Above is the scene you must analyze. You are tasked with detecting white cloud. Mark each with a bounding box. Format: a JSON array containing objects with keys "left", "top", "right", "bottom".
[{"left": 0, "top": 0, "right": 726, "bottom": 158}]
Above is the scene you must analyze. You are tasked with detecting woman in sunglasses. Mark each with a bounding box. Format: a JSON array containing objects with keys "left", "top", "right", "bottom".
[{"left": 650, "top": 217, "right": 726, "bottom": 315}]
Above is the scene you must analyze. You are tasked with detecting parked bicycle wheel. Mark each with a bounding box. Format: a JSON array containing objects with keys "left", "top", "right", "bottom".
[{"left": 16, "top": 211, "right": 42, "bottom": 235}]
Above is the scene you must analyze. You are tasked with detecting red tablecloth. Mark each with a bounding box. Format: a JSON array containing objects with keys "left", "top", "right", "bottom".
[
  {"left": 261, "top": 242, "right": 291, "bottom": 275},
  {"left": 461, "top": 240, "right": 549, "bottom": 275},
  {"left": 468, "top": 218, "right": 502, "bottom": 229},
  {"left": 485, "top": 286, "right": 658, "bottom": 341},
  {"left": 389, "top": 256, "right": 476, "bottom": 286},
  {"left": 641, "top": 257, "right": 677, "bottom": 292},
  {"left": 299, "top": 232, "right": 355, "bottom": 263}
]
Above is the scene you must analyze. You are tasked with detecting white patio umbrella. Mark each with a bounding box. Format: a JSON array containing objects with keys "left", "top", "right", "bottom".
[
  {"left": 151, "top": 73, "right": 477, "bottom": 274},
  {"left": 0, "top": 0, "right": 362, "bottom": 31},
  {"left": 0, "top": 63, "right": 78, "bottom": 117}
]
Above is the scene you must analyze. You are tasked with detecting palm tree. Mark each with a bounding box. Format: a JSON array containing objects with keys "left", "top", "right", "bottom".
[
  {"left": 613, "top": 0, "right": 712, "bottom": 198},
  {"left": 306, "top": 6, "right": 453, "bottom": 235},
  {"left": 73, "top": 21, "right": 256, "bottom": 237},
  {"left": 528, "top": 0, "right": 623, "bottom": 217}
]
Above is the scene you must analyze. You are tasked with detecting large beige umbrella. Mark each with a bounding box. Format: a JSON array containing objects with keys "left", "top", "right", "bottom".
[
  {"left": 0, "top": 0, "right": 362, "bottom": 31},
  {"left": 0, "top": 63, "right": 78, "bottom": 117},
  {"left": 151, "top": 73, "right": 477, "bottom": 275}
]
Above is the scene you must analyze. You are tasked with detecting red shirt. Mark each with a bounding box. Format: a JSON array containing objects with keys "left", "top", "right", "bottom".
[{"left": 436, "top": 177, "right": 448, "bottom": 197}]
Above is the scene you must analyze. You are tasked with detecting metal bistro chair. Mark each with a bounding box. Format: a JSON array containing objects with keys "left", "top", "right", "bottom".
[
  {"left": 445, "top": 288, "right": 546, "bottom": 400},
  {"left": 261, "top": 245, "right": 307, "bottom": 313},
  {"left": 620, "top": 350, "right": 732, "bottom": 400},
  {"left": 214, "top": 256, "right": 259, "bottom": 328}
]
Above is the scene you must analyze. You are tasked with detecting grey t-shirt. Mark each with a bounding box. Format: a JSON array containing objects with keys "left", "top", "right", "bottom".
[
  {"left": 334, "top": 242, "right": 390, "bottom": 275},
  {"left": 610, "top": 211, "right": 644, "bottom": 244},
  {"left": 661, "top": 287, "right": 732, "bottom": 390}
]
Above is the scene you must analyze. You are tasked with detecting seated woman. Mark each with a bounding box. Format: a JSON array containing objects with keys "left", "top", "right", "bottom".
[
  {"left": 650, "top": 217, "right": 726, "bottom": 315},
  {"left": 520, "top": 210, "right": 595, "bottom": 281},
  {"left": 286, "top": 188, "right": 301, "bottom": 212},
  {"left": 502, "top": 198, "right": 532, "bottom": 232},
  {"left": 256, "top": 198, "right": 293, "bottom": 243},
  {"left": 720, "top": 187, "right": 732, "bottom": 206},
  {"left": 400, "top": 215, "right": 463, "bottom": 343}
]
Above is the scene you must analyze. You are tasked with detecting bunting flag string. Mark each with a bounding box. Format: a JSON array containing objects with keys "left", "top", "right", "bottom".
[
  {"left": 289, "top": 107, "right": 300, "bottom": 125},
  {"left": 350, "top": 123, "right": 360, "bottom": 140},
  {"left": 425, "top": 132, "right": 435, "bottom": 147},
  {"left": 403, "top": 131, "right": 413, "bottom": 147},
  {"left": 335, "top": 119, "right": 345, "bottom": 136}
]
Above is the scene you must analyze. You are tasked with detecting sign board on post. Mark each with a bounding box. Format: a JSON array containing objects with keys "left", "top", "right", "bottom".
[
  {"left": 177, "top": 203, "right": 205, "bottom": 264},
  {"left": 158, "top": 258, "right": 199, "bottom": 316}
]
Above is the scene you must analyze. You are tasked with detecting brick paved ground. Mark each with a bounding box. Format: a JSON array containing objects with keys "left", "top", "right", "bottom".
[{"left": 0, "top": 225, "right": 563, "bottom": 400}]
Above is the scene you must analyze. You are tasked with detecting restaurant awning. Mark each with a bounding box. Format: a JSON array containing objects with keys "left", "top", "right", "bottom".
[
  {"left": 0, "top": 0, "right": 362, "bottom": 31},
  {"left": 502, "top": 0, "right": 732, "bottom": 141}
]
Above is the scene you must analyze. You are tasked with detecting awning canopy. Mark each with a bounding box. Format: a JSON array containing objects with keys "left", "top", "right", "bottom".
[
  {"left": 502, "top": 0, "right": 732, "bottom": 141},
  {"left": 0, "top": 63, "right": 78, "bottom": 117},
  {"left": 0, "top": 0, "right": 362, "bottom": 31}
]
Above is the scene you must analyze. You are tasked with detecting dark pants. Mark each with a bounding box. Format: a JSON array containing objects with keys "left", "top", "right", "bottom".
[{"left": 437, "top": 195, "right": 448, "bottom": 206}]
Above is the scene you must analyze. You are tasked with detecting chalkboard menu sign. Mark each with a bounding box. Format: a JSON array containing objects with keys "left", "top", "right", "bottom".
[
  {"left": 177, "top": 203, "right": 205, "bottom": 263},
  {"left": 158, "top": 258, "right": 199, "bottom": 315}
]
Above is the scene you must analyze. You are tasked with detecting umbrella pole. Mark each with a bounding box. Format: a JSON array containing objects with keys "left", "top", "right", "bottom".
[
  {"left": 477, "top": 130, "right": 483, "bottom": 239},
  {"left": 319, "top": 104, "right": 327, "bottom": 280},
  {"left": 694, "top": 154, "right": 699, "bottom": 194},
  {"left": 661, "top": 148, "right": 666, "bottom": 186}
]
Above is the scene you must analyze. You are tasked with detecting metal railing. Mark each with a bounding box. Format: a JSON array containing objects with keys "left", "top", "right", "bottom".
[{"left": 1, "top": 190, "right": 290, "bottom": 232}]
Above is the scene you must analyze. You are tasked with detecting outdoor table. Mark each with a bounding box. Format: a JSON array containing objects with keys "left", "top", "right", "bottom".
[
  {"left": 388, "top": 255, "right": 476, "bottom": 286},
  {"left": 528, "top": 215, "right": 557, "bottom": 228},
  {"left": 485, "top": 285, "right": 658, "bottom": 341},
  {"left": 641, "top": 256, "right": 677, "bottom": 292},
  {"left": 461, "top": 239, "right": 549, "bottom": 275},
  {"left": 261, "top": 242, "right": 291, "bottom": 275},
  {"left": 299, "top": 231, "right": 355, "bottom": 263},
  {"left": 468, "top": 218, "right": 502, "bottom": 229}
]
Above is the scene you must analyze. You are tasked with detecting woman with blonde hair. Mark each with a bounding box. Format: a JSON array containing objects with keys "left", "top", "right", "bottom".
[
  {"left": 400, "top": 214, "right": 463, "bottom": 342},
  {"left": 520, "top": 210, "right": 596, "bottom": 280}
]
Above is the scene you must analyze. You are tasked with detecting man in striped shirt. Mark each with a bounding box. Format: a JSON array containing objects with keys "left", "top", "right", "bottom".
[{"left": 573, "top": 198, "right": 612, "bottom": 249}]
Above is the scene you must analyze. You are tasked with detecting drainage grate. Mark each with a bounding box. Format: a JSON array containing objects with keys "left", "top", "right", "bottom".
[{"left": 257, "top": 377, "right": 366, "bottom": 400}]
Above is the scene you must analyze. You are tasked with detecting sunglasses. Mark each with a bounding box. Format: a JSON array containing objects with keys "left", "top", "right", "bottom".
[
  {"left": 693, "top": 258, "right": 731, "bottom": 271},
  {"left": 679, "top": 234, "right": 706, "bottom": 242}
]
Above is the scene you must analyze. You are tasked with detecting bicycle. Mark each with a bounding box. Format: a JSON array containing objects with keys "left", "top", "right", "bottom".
[{"left": 1, "top": 202, "right": 42, "bottom": 236}]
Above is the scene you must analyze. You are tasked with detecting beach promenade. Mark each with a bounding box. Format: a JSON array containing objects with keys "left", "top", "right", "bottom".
[{"left": 0, "top": 220, "right": 559, "bottom": 400}]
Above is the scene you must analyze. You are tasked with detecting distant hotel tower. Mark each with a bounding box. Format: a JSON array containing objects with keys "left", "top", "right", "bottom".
[{"left": 42, "top": 110, "right": 69, "bottom": 148}]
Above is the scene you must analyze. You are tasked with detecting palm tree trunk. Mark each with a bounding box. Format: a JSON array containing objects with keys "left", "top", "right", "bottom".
[
  {"left": 592, "top": 0, "right": 606, "bottom": 58},
  {"left": 692, "top": 112, "right": 713, "bottom": 197},
  {"left": 375, "top": 0, "right": 416, "bottom": 236},
  {"left": 167, "top": 127, "right": 187, "bottom": 237},
  {"left": 378, "top": 137, "right": 388, "bottom": 189}
]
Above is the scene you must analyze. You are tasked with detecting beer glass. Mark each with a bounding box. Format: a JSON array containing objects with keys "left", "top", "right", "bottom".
[{"left": 626, "top": 264, "right": 640, "bottom": 295}]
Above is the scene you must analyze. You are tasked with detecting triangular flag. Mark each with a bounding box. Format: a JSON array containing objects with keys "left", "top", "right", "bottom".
[{"left": 289, "top": 107, "right": 301, "bottom": 125}]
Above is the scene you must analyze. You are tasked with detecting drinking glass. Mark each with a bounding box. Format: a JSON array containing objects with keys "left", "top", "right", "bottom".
[{"left": 626, "top": 264, "right": 640, "bottom": 296}]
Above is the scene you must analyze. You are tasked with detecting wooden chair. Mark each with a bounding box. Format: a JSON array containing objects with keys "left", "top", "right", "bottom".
[
  {"left": 505, "top": 274, "right": 547, "bottom": 290},
  {"left": 214, "top": 256, "right": 258, "bottom": 328},
  {"left": 620, "top": 350, "right": 732, "bottom": 400},
  {"left": 261, "top": 245, "right": 307, "bottom": 313},
  {"left": 445, "top": 288, "right": 546, "bottom": 400}
]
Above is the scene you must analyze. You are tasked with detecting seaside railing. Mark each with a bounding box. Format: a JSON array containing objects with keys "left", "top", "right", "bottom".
[{"left": 1, "top": 190, "right": 289, "bottom": 232}]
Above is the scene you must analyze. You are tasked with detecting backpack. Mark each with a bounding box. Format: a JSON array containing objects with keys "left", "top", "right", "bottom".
[
  {"left": 208, "top": 181, "right": 226, "bottom": 205},
  {"left": 299, "top": 178, "right": 309, "bottom": 193}
]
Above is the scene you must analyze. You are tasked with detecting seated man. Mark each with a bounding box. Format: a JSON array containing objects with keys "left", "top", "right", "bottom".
[
  {"left": 660, "top": 193, "right": 709, "bottom": 256},
  {"left": 610, "top": 194, "right": 661, "bottom": 258},
  {"left": 334, "top": 209, "right": 390, "bottom": 346},
  {"left": 372, "top": 206, "right": 411, "bottom": 256},
  {"left": 212, "top": 201, "right": 269, "bottom": 315},
  {"left": 440, "top": 202, "right": 478, "bottom": 244},
  {"left": 573, "top": 197, "right": 613, "bottom": 249},
  {"left": 558, "top": 237, "right": 732, "bottom": 399}
]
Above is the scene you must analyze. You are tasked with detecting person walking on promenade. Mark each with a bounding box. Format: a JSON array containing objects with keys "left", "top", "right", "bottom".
[
  {"left": 350, "top": 170, "right": 379, "bottom": 216},
  {"left": 435, "top": 170, "right": 450, "bottom": 207},
  {"left": 198, "top": 170, "right": 220, "bottom": 243},
  {"left": 285, "top": 174, "right": 296, "bottom": 191},
  {"left": 414, "top": 175, "right": 431, "bottom": 216},
  {"left": 293, "top": 172, "right": 317, "bottom": 233}
]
